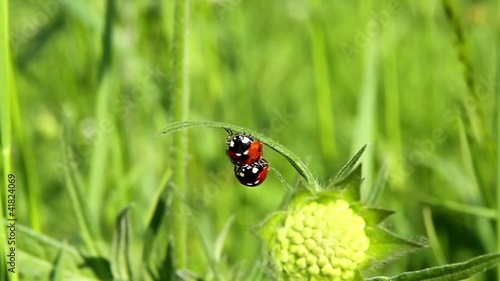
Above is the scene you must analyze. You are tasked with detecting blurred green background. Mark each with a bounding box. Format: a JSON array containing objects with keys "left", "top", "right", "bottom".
[{"left": 2, "top": 0, "right": 500, "bottom": 280}]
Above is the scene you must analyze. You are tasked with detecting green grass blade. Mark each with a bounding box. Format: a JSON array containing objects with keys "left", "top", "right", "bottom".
[
  {"left": 382, "top": 27, "right": 402, "bottom": 187},
  {"left": 49, "top": 242, "right": 67, "bottom": 281},
  {"left": 214, "top": 215, "right": 235, "bottom": 264},
  {"left": 364, "top": 160, "right": 389, "bottom": 205},
  {"left": 419, "top": 194, "right": 496, "bottom": 219},
  {"left": 170, "top": 0, "right": 189, "bottom": 270},
  {"left": 61, "top": 131, "right": 102, "bottom": 256},
  {"left": 157, "top": 120, "right": 318, "bottom": 188},
  {"left": 111, "top": 205, "right": 134, "bottom": 281},
  {"left": 194, "top": 223, "right": 222, "bottom": 281},
  {"left": 366, "top": 253, "right": 500, "bottom": 281},
  {"left": 98, "top": 0, "right": 115, "bottom": 81},
  {"left": 422, "top": 207, "right": 447, "bottom": 266},
  {"left": 308, "top": 19, "right": 337, "bottom": 163},
  {"left": 142, "top": 170, "right": 171, "bottom": 271},
  {"left": 497, "top": 0, "right": 500, "bottom": 279},
  {"left": 0, "top": 0, "right": 14, "bottom": 279},
  {"left": 352, "top": 37, "right": 378, "bottom": 199},
  {"left": 10, "top": 74, "right": 41, "bottom": 231},
  {"left": 88, "top": 0, "right": 116, "bottom": 228},
  {"left": 17, "top": 224, "right": 103, "bottom": 280}
]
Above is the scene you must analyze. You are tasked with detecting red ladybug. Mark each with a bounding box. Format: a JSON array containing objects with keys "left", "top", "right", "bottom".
[
  {"left": 226, "top": 133, "right": 263, "bottom": 166},
  {"left": 234, "top": 158, "right": 269, "bottom": 187}
]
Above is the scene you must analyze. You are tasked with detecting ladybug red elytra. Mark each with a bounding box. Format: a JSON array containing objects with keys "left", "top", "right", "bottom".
[
  {"left": 226, "top": 132, "right": 263, "bottom": 166},
  {"left": 234, "top": 158, "right": 269, "bottom": 187}
]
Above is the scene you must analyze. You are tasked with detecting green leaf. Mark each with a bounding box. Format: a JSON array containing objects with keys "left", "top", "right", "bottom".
[
  {"left": 142, "top": 171, "right": 171, "bottom": 268},
  {"left": 333, "top": 144, "right": 368, "bottom": 181},
  {"left": 330, "top": 164, "right": 363, "bottom": 202},
  {"left": 49, "top": 242, "right": 67, "bottom": 281},
  {"left": 156, "top": 121, "right": 318, "bottom": 188},
  {"left": 364, "top": 160, "right": 389, "bottom": 205},
  {"left": 17, "top": 224, "right": 108, "bottom": 280},
  {"left": 61, "top": 123, "right": 103, "bottom": 256},
  {"left": 195, "top": 224, "right": 222, "bottom": 281},
  {"left": 366, "top": 253, "right": 500, "bottom": 281},
  {"left": 214, "top": 215, "right": 235, "bottom": 264},
  {"left": 354, "top": 270, "right": 365, "bottom": 281},
  {"left": 111, "top": 205, "right": 134, "bottom": 281},
  {"left": 252, "top": 211, "right": 287, "bottom": 247},
  {"left": 359, "top": 207, "right": 395, "bottom": 227},
  {"left": 193, "top": 215, "right": 235, "bottom": 281},
  {"left": 364, "top": 226, "right": 425, "bottom": 268}
]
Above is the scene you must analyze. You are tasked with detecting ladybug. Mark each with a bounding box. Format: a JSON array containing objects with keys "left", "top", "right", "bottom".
[
  {"left": 234, "top": 158, "right": 269, "bottom": 187},
  {"left": 226, "top": 132, "right": 263, "bottom": 166}
]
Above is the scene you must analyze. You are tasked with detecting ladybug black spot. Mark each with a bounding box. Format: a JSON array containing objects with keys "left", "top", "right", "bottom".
[{"left": 234, "top": 158, "right": 269, "bottom": 187}]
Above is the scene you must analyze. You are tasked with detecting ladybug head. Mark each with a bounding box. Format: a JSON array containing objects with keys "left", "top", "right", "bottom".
[{"left": 227, "top": 133, "right": 254, "bottom": 153}]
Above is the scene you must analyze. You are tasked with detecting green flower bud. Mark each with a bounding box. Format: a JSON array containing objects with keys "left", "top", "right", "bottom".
[
  {"left": 255, "top": 146, "right": 424, "bottom": 280},
  {"left": 269, "top": 197, "right": 369, "bottom": 280}
]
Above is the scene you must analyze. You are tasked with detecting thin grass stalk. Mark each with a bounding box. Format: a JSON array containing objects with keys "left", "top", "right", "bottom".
[
  {"left": 307, "top": 18, "right": 337, "bottom": 165},
  {"left": 10, "top": 63, "right": 41, "bottom": 231},
  {"left": 170, "top": 0, "right": 189, "bottom": 270},
  {"left": 353, "top": 44, "right": 377, "bottom": 198},
  {"left": 62, "top": 129, "right": 102, "bottom": 256},
  {"left": 496, "top": 0, "right": 500, "bottom": 279},
  {"left": 441, "top": 0, "right": 491, "bottom": 149},
  {"left": 0, "top": 0, "right": 16, "bottom": 279},
  {"left": 442, "top": 0, "right": 497, "bottom": 255},
  {"left": 383, "top": 26, "right": 402, "bottom": 188},
  {"left": 423, "top": 207, "right": 446, "bottom": 265},
  {"left": 349, "top": 0, "right": 376, "bottom": 200},
  {"left": 88, "top": 0, "right": 115, "bottom": 221}
]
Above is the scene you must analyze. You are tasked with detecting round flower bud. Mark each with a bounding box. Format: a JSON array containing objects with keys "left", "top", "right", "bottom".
[{"left": 270, "top": 199, "right": 369, "bottom": 280}]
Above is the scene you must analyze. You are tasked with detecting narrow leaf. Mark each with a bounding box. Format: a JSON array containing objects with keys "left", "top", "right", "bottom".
[
  {"left": 194, "top": 223, "right": 222, "bottom": 281},
  {"left": 331, "top": 164, "right": 363, "bottom": 202},
  {"left": 19, "top": 249, "right": 100, "bottom": 281},
  {"left": 61, "top": 123, "right": 102, "bottom": 256},
  {"left": 333, "top": 144, "right": 368, "bottom": 181},
  {"left": 17, "top": 224, "right": 105, "bottom": 280},
  {"left": 142, "top": 171, "right": 171, "bottom": 267},
  {"left": 366, "top": 253, "right": 500, "bottom": 281},
  {"left": 49, "top": 242, "right": 67, "bottom": 281},
  {"left": 214, "top": 215, "right": 235, "bottom": 263},
  {"left": 365, "top": 160, "right": 389, "bottom": 205},
  {"left": 359, "top": 207, "right": 395, "bottom": 226},
  {"left": 365, "top": 226, "right": 425, "bottom": 268},
  {"left": 157, "top": 121, "right": 318, "bottom": 187},
  {"left": 111, "top": 205, "right": 134, "bottom": 281}
]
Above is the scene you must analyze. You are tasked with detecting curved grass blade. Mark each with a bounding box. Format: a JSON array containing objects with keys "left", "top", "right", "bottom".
[
  {"left": 366, "top": 253, "right": 500, "bottom": 281},
  {"left": 111, "top": 205, "right": 134, "bottom": 281},
  {"left": 157, "top": 121, "right": 318, "bottom": 188},
  {"left": 49, "top": 242, "right": 67, "bottom": 281},
  {"left": 18, "top": 224, "right": 105, "bottom": 280}
]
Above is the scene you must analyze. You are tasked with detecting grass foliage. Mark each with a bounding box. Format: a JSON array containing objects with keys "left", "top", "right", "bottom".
[{"left": 2, "top": 0, "right": 500, "bottom": 280}]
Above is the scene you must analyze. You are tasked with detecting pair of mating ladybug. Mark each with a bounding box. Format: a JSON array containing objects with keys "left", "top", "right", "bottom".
[{"left": 226, "top": 131, "right": 269, "bottom": 187}]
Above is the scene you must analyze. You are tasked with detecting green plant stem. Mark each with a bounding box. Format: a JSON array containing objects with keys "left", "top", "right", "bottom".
[
  {"left": 383, "top": 25, "right": 402, "bottom": 189},
  {"left": 307, "top": 15, "right": 337, "bottom": 164},
  {"left": 157, "top": 121, "right": 318, "bottom": 188},
  {"left": 496, "top": 0, "right": 500, "bottom": 279},
  {"left": 88, "top": 0, "right": 116, "bottom": 233},
  {"left": 170, "top": 0, "right": 189, "bottom": 270},
  {"left": 11, "top": 77, "right": 41, "bottom": 231},
  {"left": 422, "top": 207, "right": 446, "bottom": 265},
  {"left": 0, "top": 0, "right": 15, "bottom": 279}
]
